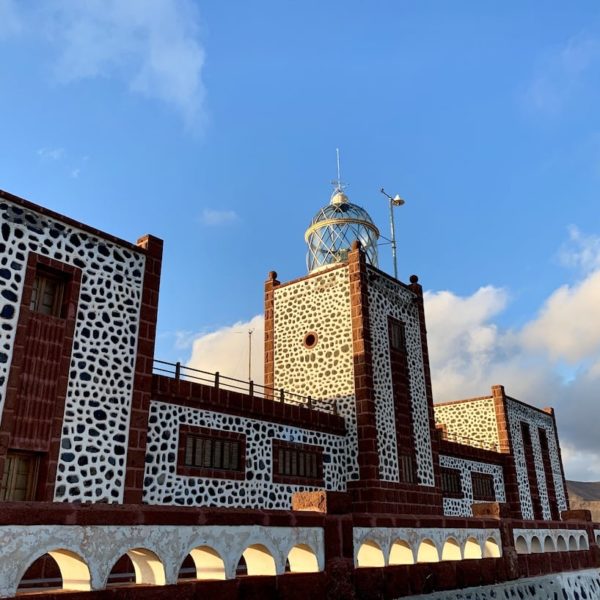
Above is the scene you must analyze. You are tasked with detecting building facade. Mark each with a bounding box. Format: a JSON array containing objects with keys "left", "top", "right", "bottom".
[{"left": 0, "top": 187, "right": 597, "bottom": 599}]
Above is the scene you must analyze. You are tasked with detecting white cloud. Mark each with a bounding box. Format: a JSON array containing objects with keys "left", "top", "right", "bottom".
[
  {"left": 520, "top": 270, "right": 600, "bottom": 363},
  {"left": 559, "top": 225, "right": 600, "bottom": 273},
  {"left": 37, "top": 147, "right": 65, "bottom": 160},
  {"left": 200, "top": 208, "right": 239, "bottom": 226},
  {"left": 524, "top": 34, "right": 600, "bottom": 115},
  {"left": 186, "top": 315, "right": 264, "bottom": 385},
  {"left": 424, "top": 252, "right": 600, "bottom": 480},
  {"left": 38, "top": 0, "right": 206, "bottom": 128},
  {"left": 70, "top": 168, "right": 80, "bottom": 178}
]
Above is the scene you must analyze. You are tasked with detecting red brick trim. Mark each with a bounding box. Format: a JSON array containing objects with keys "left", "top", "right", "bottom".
[
  {"left": 408, "top": 275, "right": 444, "bottom": 510},
  {"left": 0, "top": 253, "right": 82, "bottom": 501},
  {"left": 176, "top": 425, "right": 246, "bottom": 480},
  {"left": 388, "top": 315, "right": 417, "bottom": 484},
  {"left": 272, "top": 439, "right": 324, "bottom": 486},
  {"left": 152, "top": 376, "right": 346, "bottom": 436},
  {"left": 0, "top": 189, "right": 147, "bottom": 254},
  {"left": 492, "top": 385, "right": 522, "bottom": 518},
  {"left": 348, "top": 243, "right": 379, "bottom": 481},
  {"left": 263, "top": 271, "right": 279, "bottom": 395},
  {"left": 438, "top": 438, "right": 505, "bottom": 465},
  {"left": 123, "top": 234, "right": 163, "bottom": 503}
]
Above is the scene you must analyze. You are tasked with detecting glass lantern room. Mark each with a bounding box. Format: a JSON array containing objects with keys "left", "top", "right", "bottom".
[{"left": 305, "top": 189, "right": 380, "bottom": 273}]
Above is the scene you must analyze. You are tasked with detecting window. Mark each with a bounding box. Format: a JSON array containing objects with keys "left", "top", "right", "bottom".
[
  {"left": 184, "top": 434, "right": 242, "bottom": 472},
  {"left": 389, "top": 318, "right": 406, "bottom": 352},
  {"left": 30, "top": 268, "right": 66, "bottom": 317},
  {"left": 472, "top": 472, "right": 495, "bottom": 501},
  {"left": 521, "top": 422, "right": 532, "bottom": 445},
  {"left": 399, "top": 453, "right": 417, "bottom": 484},
  {"left": 1, "top": 452, "right": 39, "bottom": 501},
  {"left": 441, "top": 467, "right": 462, "bottom": 495},
  {"left": 273, "top": 441, "right": 323, "bottom": 482}
]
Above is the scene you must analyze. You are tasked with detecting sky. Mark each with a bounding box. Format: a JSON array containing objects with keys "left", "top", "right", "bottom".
[{"left": 1, "top": 1, "right": 600, "bottom": 480}]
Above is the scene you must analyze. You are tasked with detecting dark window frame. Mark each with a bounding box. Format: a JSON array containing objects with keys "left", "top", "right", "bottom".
[
  {"left": 177, "top": 426, "right": 246, "bottom": 480},
  {"left": 1, "top": 451, "right": 40, "bottom": 501},
  {"left": 29, "top": 265, "right": 70, "bottom": 318},
  {"left": 388, "top": 317, "right": 406, "bottom": 352},
  {"left": 472, "top": 472, "right": 495, "bottom": 501},
  {"left": 441, "top": 467, "right": 463, "bottom": 497},
  {"left": 272, "top": 440, "right": 324, "bottom": 486}
]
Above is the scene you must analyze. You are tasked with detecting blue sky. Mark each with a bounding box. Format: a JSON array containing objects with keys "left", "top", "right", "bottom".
[{"left": 1, "top": 1, "right": 600, "bottom": 480}]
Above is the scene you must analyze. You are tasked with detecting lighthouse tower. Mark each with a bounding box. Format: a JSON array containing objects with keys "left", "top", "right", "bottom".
[{"left": 265, "top": 182, "right": 442, "bottom": 513}]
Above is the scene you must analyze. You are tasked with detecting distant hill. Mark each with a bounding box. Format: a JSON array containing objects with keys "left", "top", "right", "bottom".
[{"left": 566, "top": 480, "right": 600, "bottom": 522}]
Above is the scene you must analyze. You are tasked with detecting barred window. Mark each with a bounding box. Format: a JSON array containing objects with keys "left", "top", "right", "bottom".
[
  {"left": 276, "top": 446, "right": 321, "bottom": 480},
  {"left": 184, "top": 435, "right": 241, "bottom": 471},
  {"left": 472, "top": 472, "right": 495, "bottom": 501},
  {"left": 441, "top": 467, "right": 462, "bottom": 495},
  {"left": 399, "top": 453, "right": 417, "bottom": 484}
]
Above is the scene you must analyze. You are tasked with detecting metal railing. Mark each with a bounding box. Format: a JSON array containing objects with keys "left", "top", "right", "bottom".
[
  {"left": 153, "top": 359, "right": 337, "bottom": 415},
  {"left": 439, "top": 429, "right": 499, "bottom": 452}
]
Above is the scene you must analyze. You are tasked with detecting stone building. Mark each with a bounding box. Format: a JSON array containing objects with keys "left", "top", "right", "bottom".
[{"left": 0, "top": 186, "right": 598, "bottom": 599}]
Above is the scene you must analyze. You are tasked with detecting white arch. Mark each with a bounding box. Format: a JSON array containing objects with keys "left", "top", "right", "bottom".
[
  {"left": 187, "top": 546, "right": 226, "bottom": 580},
  {"left": 108, "top": 548, "right": 165, "bottom": 585},
  {"left": 441, "top": 538, "right": 461, "bottom": 561},
  {"left": 19, "top": 550, "right": 91, "bottom": 593},
  {"left": 356, "top": 540, "right": 385, "bottom": 568},
  {"left": 483, "top": 537, "right": 501, "bottom": 558},
  {"left": 241, "top": 544, "right": 277, "bottom": 576},
  {"left": 416, "top": 539, "right": 439, "bottom": 563},
  {"left": 463, "top": 537, "right": 482, "bottom": 560},
  {"left": 557, "top": 535, "right": 567, "bottom": 552},
  {"left": 530, "top": 536, "right": 542, "bottom": 554},
  {"left": 543, "top": 535, "right": 555, "bottom": 553},
  {"left": 515, "top": 535, "right": 528, "bottom": 554},
  {"left": 287, "top": 544, "right": 319, "bottom": 573},
  {"left": 579, "top": 535, "right": 589, "bottom": 550},
  {"left": 568, "top": 535, "right": 578, "bottom": 551},
  {"left": 596, "top": 534, "right": 600, "bottom": 547},
  {"left": 389, "top": 540, "right": 414, "bottom": 565}
]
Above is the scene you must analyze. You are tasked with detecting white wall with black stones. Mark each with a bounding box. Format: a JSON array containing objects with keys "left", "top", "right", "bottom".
[
  {"left": 506, "top": 399, "right": 567, "bottom": 520},
  {"left": 365, "top": 269, "right": 434, "bottom": 485},
  {"left": 439, "top": 454, "right": 506, "bottom": 517},
  {"left": 142, "top": 400, "right": 347, "bottom": 509},
  {"left": 272, "top": 266, "right": 360, "bottom": 480},
  {"left": 0, "top": 198, "right": 145, "bottom": 503}
]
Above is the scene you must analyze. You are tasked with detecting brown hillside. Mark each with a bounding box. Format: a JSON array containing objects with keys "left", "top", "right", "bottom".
[{"left": 566, "top": 480, "right": 600, "bottom": 522}]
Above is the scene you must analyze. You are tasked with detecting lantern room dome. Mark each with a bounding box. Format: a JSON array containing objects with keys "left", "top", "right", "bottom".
[{"left": 304, "top": 188, "right": 380, "bottom": 273}]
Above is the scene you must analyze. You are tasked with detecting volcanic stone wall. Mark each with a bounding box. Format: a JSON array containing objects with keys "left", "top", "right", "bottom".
[
  {"left": 506, "top": 399, "right": 568, "bottom": 520},
  {"left": 272, "top": 265, "right": 359, "bottom": 479},
  {"left": 434, "top": 397, "right": 500, "bottom": 449},
  {"left": 142, "top": 400, "right": 347, "bottom": 509},
  {"left": 0, "top": 195, "right": 146, "bottom": 503},
  {"left": 365, "top": 268, "right": 434, "bottom": 485}
]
